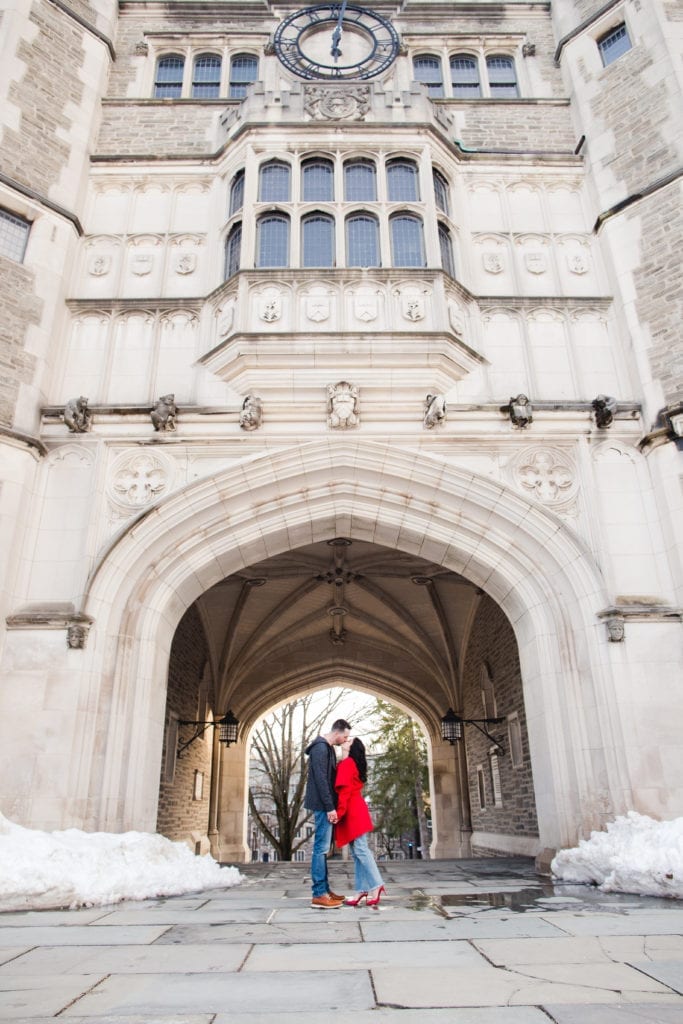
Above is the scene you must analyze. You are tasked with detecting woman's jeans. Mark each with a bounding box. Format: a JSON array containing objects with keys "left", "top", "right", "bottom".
[
  {"left": 311, "top": 810, "right": 332, "bottom": 897},
  {"left": 350, "top": 832, "right": 384, "bottom": 892}
]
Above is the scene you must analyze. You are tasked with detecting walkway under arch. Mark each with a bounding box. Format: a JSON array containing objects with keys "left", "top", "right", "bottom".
[{"left": 81, "top": 439, "right": 629, "bottom": 860}]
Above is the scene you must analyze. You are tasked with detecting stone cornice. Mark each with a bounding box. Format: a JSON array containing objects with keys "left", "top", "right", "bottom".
[
  {"left": 553, "top": 0, "right": 624, "bottom": 64},
  {"left": 0, "top": 171, "right": 83, "bottom": 236},
  {"left": 46, "top": 0, "right": 116, "bottom": 60},
  {"left": 0, "top": 425, "right": 48, "bottom": 457}
]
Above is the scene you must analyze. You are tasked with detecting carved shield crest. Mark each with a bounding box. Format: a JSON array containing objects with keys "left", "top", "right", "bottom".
[
  {"left": 567, "top": 252, "right": 589, "bottom": 275},
  {"left": 353, "top": 291, "right": 378, "bottom": 322},
  {"left": 483, "top": 252, "right": 504, "bottom": 274},
  {"left": 259, "top": 295, "right": 281, "bottom": 322},
  {"left": 524, "top": 252, "right": 547, "bottom": 275},
  {"left": 306, "top": 296, "right": 330, "bottom": 322},
  {"left": 174, "top": 253, "right": 197, "bottom": 275},
  {"left": 402, "top": 294, "right": 425, "bottom": 321},
  {"left": 88, "top": 254, "right": 111, "bottom": 277},
  {"left": 131, "top": 254, "right": 153, "bottom": 276}
]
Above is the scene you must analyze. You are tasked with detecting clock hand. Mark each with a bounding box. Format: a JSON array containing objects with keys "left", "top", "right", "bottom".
[{"left": 330, "top": 0, "right": 349, "bottom": 59}]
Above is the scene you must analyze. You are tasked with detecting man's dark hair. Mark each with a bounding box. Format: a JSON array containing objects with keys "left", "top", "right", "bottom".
[{"left": 331, "top": 718, "right": 352, "bottom": 733}]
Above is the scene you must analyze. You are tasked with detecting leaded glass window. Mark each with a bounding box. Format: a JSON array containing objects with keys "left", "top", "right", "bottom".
[
  {"left": 192, "top": 54, "right": 221, "bottom": 98},
  {"left": 259, "top": 161, "right": 291, "bottom": 202},
  {"left": 390, "top": 214, "right": 425, "bottom": 267},
  {"left": 224, "top": 223, "right": 242, "bottom": 279},
  {"left": 387, "top": 159, "right": 419, "bottom": 202},
  {"left": 346, "top": 213, "right": 380, "bottom": 267},
  {"left": 344, "top": 160, "right": 377, "bottom": 201},
  {"left": 302, "top": 213, "right": 335, "bottom": 267},
  {"left": 256, "top": 214, "right": 289, "bottom": 267},
  {"left": 229, "top": 54, "right": 258, "bottom": 98},
  {"left": 450, "top": 54, "right": 481, "bottom": 98},
  {"left": 438, "top": 223, "right": 455, "bottom": 277},
  {"left": 229, "top": 169, "right": 245, "bottom": 216},
  {"left": 0, "top": 208, "right": 30, "bottom": 262},
  {"left": 487, "top": 55, "right": 518, "bottom": 98},
  {"left": 598, "top": 23, "right": 632, "bottom": 66},
  {"left": 433, "top": 169, "right": 450, "bottom": 215},
  {"left": 413, "top": 55, "right": 444, "bottom": 98},
  {"left": 302, "top": 159, "right": 334, "bottom": 201},
  {"left": 154, "top": 54, "right": 184, "bottom": 98}
]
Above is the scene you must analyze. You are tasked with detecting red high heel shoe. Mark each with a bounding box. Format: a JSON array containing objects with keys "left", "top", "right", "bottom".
[
  {"left": 344, "top": 891, "right": 368, "bottom": 906},
  {"left": 366, "top": 885, "right": 386, "bottom": 908}
]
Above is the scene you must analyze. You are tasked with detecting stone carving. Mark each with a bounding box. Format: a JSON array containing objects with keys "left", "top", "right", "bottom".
[
  {"left": 514, "top": 449, "right": 575, "bottom": 504},
  {"left": 134, "top": 41, "right": 149, "bottom": 56},
  {"left": 112, "top": 452, "right": 169, "bottom": 506},
  {"left": 259, "top": 295, "right": 281, "bottom": 322},
  {"left": 424, "top": 394, "right": 447, "bottom": 429},
  {"left": 592, "top": 394, "right": 618, "bottom": 428},
  {"left": 402, "top": 295, "right": 425, "bottom": 322},
  {"left": 483, "top": 252, "right": 504, "bottom": 274},
  {"left": 567, "top": 252, "right": 589, "bottom": 275},
  {"left": 131, "top": 254, "right": 153, "bottom": 276},
  {"left": 174, "top": 253, "right": 197, "bottom": 275},
  {"left": 522, "top": 42, "right": 536, "bottom": 57},
  {"left": 88, "top": 254, "right": 111, "bottom": 276},
  {"left": 217, "top": 301, "right": 235, "bottom": 338},
  {"left": 353, "top": 289, "right": 379, "bottom": 322},
  {"left": 305, "top": 295, "right": 330, "bottom": 322},
  {"left": 66, "top": 623, "right": 90, "bottom": 649},
  {"left": 151, "top": 394, "right": 177, "bottom": 432},
  {"left": 524, "top": 252, "right": 547, "bottom": 275},
  {"left": 448, "top": 300, "right": 465, "bottom": 337},
  {"left": 605, "top": 616, "right": 625, "bottom": 642},
  {"left": 327, "top": 381, "right": 359, "bottom": 429},
  {"left": 504, "top": 394, "right": 533, "bottom": 429},
  {"left": 63, "top": 396, "right": 92, "bottom": 433},
  {"left": 239, "top": 394, "right": 263, "bottom": 432},
  {"left": 304, "top": 85, "right": 371, "bottom": 121}
]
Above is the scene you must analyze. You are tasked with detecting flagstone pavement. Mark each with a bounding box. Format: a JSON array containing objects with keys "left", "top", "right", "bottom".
[{"left": 1, "top": 857, "right": 682, "bottom": 1023}]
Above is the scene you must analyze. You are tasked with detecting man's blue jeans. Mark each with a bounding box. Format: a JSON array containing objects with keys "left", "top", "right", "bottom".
[{"left": 311, "top": 810, "right": 332, "bottom": 897}]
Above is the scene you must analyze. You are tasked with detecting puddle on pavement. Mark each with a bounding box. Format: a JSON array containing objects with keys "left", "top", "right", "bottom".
[
  {"left": 441, "top": 887, "right": 556, "bottom": 912},
  {"left": 436, "top": 884, "right": 682, "bottom": 915}
]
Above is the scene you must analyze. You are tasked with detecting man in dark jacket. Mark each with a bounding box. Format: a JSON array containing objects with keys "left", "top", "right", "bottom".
[{"left": 304, "top": 718, "right": 351, "bottom": 908}]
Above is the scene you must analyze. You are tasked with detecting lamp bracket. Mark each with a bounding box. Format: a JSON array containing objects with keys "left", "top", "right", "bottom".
[{"left": 177, "top": 720, "right": 214, "bottom": 757}]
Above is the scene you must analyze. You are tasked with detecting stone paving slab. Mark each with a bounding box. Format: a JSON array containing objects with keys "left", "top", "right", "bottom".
[
  {"left": 0, "top": 943, "right": 250, "bottom": 975},
  {"left": 539, "top": 912, "right": 683, "bottom": 936},
  {"left": 0, "top": 909, "right": 113, "bottom": 926},
  {"left": 473, "top": 936, "right": 682, "bottom": 966},
  {"left": 0, "top": 926, "right": 170, "bottom": 947},
  {"left": 542, "top": 1004, "right": 683, "bottom": 1023},
  {"left": 216, "top": 1011, "right": 554, "bottom": 1024},
  {"left": 94, "top": 909, "right": 271, "bottom": 925},
  {"left": 271, "top": 904, "right": 434, "bottom": 922},
  {"left": 628, "top": 961, "right": 683, "bottom": 994},
  {"left": 505, "top": 962, "right": 672, "bottom": 992},
  {"left": 0, "top": 975, "right": 106, "bottom": 1020},
  {"left": 59, "top": 969, "right": 374, "bottom": 1016},
  {"left": 360, "top": 915, "right": 569, "bottom": 941},
  {"left": 243, "top": 938, "right": 489, "bottom": 971},
  {"left": 371, "top": 965, "right": 680, "bottom": 1008},
  {"left": 0, "top": 948, "right": 29, "bottom": 966},
  {"left": 155, "top": 920, "right": 360, "bottom": 944}
]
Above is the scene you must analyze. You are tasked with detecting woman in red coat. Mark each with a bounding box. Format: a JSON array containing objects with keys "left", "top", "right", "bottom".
[{"left": 335, "top": 737, "right": 386, "bottom": 907}]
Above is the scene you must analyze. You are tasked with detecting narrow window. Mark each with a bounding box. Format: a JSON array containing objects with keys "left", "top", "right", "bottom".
[
  {"left": 0, "top": 208, "right": 30, "bottom": 262},
  {"left": 229, "top": 53, "right": 258, "bottom": 98},
  {"left": 390, "top": 214, "right": 425, "bottom": 267},
  {"left": 302, "top": 212, "right": 335, "bottom": 267},
  {"left": 433, "top": 169, "right": 450, "bottom": 215},
  {"left": 476, "top": 765, "right": 486, "bottom": 809},
  {"left": 450, "top": 54, "right": 481, "bottom": 98},
  {"left": 481, "top": 663, "right": 497, "bottom": 720},
  {"left": 346, "top": 213, "right": 380, "bottom": 267},
  {"left": 259, "top": 160, "right": 291, "bottom": 202},
  {"left": 154, "top": 54, "right": 184, "bottom": 98},
  {"left": 489, "top": 752, "right": 503, "bottom": 807},
  {"left": 257, "top": 214, "right": 289, "bottom": 267},
  {"left": 413, "top": 55, "right": 444, "bottom": 98},
  {"left": 192, "top": 54, "right": 221, "bottom": 98},
  {"left": 438, "top": 223, "right": 455, "bottom": 277},
  {"left": 163, "top": 715, "right": 178, "bottom": 784},
  {"left": 508, "top": 713, "right": 523, "bottom": 769},
  {"left": 229, "top": 169, "right": 245, "bottom": 216},
  {"left": 224, "top": 223, "right": 242, "bottom": 279},
  {"left": 302, "top": 158, "right": 334, "bottom": 201},
  {"left": 387, "top": 159, "right": 420, "bottom": 202},
  {"left": 487, "top": 55, "right": 518, "bottom": 98},
  {"left": 598, "top": 23, "right": 632, "bottom": 66},
  {"left": 344, "top": 160, "right": 377, "bottom": 201}
]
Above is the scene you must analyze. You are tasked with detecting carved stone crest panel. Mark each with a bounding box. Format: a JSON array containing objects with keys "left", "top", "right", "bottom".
[
  {"left": 304, "top": 85, "right": 370, "bottom": 121},
  {"left": 483, "top": 252, "right": 504, "bottom": 274},
  {"left": 304, "top": 288, "right": 332, "bottom": 323},
  {"left": 174, "top": 252, "right": 197, "bottom": 275},
  {"left": 131, "top": 254, "right": 153, "bottom": 276},
  {"left": 524, "top": 252, "right": 547, "bottom": 275},
  {"left": 88, "top": 254, "right": 111, "bottom": 277},
  {"left": 258, "top": 291, "right": 282, "bottom": 322},
  {"left": 327, "top": 381, "right": 359, "bottom": 429},
  {"left": 510, "top": 447, "right": 577, "bottom": 510},
  {"left": 108, "top": 450, "right": 174, "bottom": 509},
  {"left": 352, "top": 287, "right": 379, "bottom": 322}
]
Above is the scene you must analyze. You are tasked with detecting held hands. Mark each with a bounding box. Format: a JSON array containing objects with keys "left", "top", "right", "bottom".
[{"left": 327, "top": 810, "right": 338, "bottom": 824}]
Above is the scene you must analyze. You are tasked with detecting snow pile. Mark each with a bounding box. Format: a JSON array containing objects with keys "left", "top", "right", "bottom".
[
  {"left": 551, "top": 812, "right": 683, "bottom": 899},
  {"left": 0, "top": 813, "right": 243, "bottom": 911}
]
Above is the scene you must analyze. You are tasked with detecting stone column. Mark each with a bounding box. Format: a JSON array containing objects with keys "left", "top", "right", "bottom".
[
  {"left": 216, "top": 739, "right": 250, "bottom": 864},
  {"left": 429, "top": 737, "right": 471, "bottom": 858}
]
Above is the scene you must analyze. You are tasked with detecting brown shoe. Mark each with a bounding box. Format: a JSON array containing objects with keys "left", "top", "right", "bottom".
[
  {"left": 311, "top": 894, "right": 344, "bottom": 909},
  {"left": 328, "top": 890, "right": 346, "bottom": 901}
]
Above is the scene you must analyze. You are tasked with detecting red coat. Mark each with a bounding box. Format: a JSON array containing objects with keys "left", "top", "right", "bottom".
[{"left": 334, "top": 757, "right": 374, "bottom": 847}]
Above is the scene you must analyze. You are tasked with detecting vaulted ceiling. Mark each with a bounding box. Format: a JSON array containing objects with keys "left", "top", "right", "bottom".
[{"left": 194, "top": 538, "right": 484, "bottom": 734}]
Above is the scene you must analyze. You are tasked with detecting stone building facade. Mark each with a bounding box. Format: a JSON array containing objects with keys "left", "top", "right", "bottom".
[{"left": 0, "top": 1, "right": 681, "bottom": 865}]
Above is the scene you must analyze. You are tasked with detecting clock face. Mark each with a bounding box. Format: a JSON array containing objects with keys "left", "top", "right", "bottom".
[{"left": 274, "top": 4, "right": 400, "bottom": 81}]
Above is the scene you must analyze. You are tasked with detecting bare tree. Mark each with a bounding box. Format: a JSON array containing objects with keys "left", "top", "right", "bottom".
[{"left": 248, "top": 690, "right": 370, "bottom": 861}]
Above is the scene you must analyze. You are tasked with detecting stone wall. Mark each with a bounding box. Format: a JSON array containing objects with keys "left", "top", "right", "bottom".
[
  {"left": 156, "top": 604, "right": 215, "bottom": 846},
  {"left": 0, "top": 258, "right": 41, "bottom": 427},
  {"left": 453, "top": 101, "right": 575, "bottom": 152},
  {"left": 461, "top": 595, "right": 539, "bottom": 850}
]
